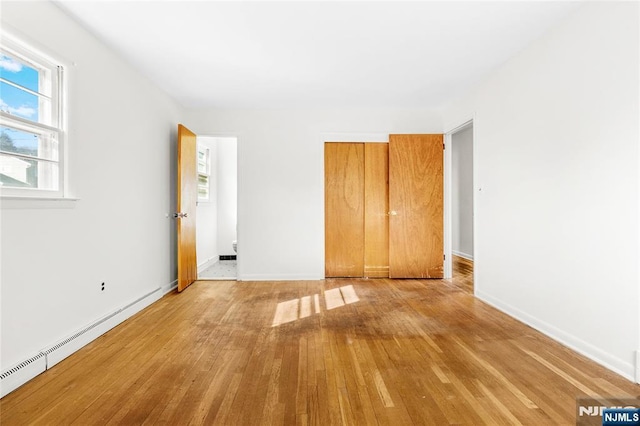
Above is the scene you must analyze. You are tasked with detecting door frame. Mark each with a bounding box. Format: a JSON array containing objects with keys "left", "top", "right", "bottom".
[
  {"left": 443, "top": 117, "right": 476, "bottom": 285},
  {"left": 320, "top": 133, "right": 389, "bottom": 278},
  {"left": 192, "top": 132, "right": 240, "bottom": 281},
  {"left": 322, "top": 128, "right": 478, "bottom": 282}
]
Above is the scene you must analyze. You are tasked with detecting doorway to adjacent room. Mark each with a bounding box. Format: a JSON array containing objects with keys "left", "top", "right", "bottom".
[
  {"left": 195, "top": 136, "right": 238, "bottom": 280},
  {"left": 446, "top": 121, "right": 474, "bottom": 292}
]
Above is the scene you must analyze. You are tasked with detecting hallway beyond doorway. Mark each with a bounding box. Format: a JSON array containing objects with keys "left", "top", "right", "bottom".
[
  {"left": 199, "top": 260, "right": 237, "bottom": 280},
  {"left": 452, "top": 254, "right": 473, "bottom": 293}
]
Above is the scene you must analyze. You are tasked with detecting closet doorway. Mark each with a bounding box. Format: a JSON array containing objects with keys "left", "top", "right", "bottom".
[
  {"left": 325, "top": 142, "right": 388, "bottom": 278},
  {"left": 324, "top": 134, "right": 444, "bottom": 279}
]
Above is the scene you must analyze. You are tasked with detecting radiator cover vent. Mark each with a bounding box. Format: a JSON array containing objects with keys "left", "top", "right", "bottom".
[
  {"left": 0, "top": 353, "right": 45, "bottom": 380},
  {"left": 41, "top": 311, "right": 120, "bottom": 356}
]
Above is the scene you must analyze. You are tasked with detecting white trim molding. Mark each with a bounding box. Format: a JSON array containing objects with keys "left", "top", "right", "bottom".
[
  {"left": 443, "top": 116, "right": 475, "bottom": 281},
  {"left": 238, "top": 274, "right": 323, "bottom": 282},
  {"left": 0, "top": 287, "right": 163, "bottom": 398},
  {"left": 162, "top": 279, "right": 178, "bottom": 295},
  {"left": 444, "top": 132, "right": 452, "bottom": 279},
  {"left": 197, "top": 257, "right": 218, "bottom": 275},
  {"left": 1, "top": 196, "right": 79, "bottom": 209},
  {"left": 0, "top": 354, "right": 46, "bottom": 398},
  {"left": 320, "top": 132, "right": 389, "bottom": 143},
  {"left": 452, "top": 250, "right": 474, "bottom": 261},
  {"left": 478, "top": 291, "right": 635, "bottom": 382}
]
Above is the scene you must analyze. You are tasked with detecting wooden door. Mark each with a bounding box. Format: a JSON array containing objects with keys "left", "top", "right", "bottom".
[
  {"left": 364, "top": 143, "right": 389, "bottom": 278},
  {"left": 325, "top": 143, "right": 365, "bottom": 277},
  {"left": 389, "top": 134, "right": 444, "bottom": 278},
  {"left": 177, "top": 124, "right": 198, "bottom": 291}
]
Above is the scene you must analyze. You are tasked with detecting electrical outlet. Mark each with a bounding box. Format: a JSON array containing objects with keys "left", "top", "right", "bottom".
[{"left": 101, "top": 282, "right": 105, "bottom": 292}]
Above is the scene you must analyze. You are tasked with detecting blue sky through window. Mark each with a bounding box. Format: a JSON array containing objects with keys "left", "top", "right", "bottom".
[{"left": 0, "top": 53, "right": 39, "bottom": 150}]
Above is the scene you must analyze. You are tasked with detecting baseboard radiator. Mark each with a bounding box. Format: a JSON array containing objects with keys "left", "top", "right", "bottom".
[{"left": 0, "top": 288, "right": 161, "bottom": 398}]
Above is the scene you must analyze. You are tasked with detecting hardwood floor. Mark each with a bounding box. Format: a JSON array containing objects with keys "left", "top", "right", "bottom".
[
  {"left": 452, "top": 255, "right": 473, "bottom": 294},
  {"left": 1, "top": 271, "right": 638, "bottom": 424}
]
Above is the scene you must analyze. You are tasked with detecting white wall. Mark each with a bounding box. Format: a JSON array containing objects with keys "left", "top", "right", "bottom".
[
  {"left": 1, "top": 2, "right": 182, "bottom": 371},
  {"left": 215, "top": 137, "right": 237, "bottom": 256},
  {"left": 185, "top": 108, "right": 443, "bottom": 280},
  {"left": 451, "top": 125, "right": 474, "bottom": 259},
  {"left": 196, "top": 137, "right": 219, "bottom": 271},
  {"left": 443, "top": 2, "right": 639, "bottom": 380}
]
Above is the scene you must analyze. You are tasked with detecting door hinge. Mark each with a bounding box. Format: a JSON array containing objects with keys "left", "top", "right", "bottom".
[
  {"left": 443, "top": 143, "right": 445, "bottom": 150},
  {"left": 444, "top": 254, "right": 446, "bottom": 261}
]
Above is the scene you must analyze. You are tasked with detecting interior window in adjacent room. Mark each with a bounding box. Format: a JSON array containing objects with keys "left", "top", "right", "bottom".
[{"left": 197, "top": 145, "right": 210, "bottom": 202}]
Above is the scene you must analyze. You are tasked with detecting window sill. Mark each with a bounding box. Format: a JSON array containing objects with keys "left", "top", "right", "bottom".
[{"left": 1, "top": 196, "right": 79, "bottom": 209}]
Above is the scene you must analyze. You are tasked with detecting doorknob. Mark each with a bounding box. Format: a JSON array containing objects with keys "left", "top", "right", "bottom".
[
  {"left": 388, "top": 210, "right": 398, "bottom": 216},
  {"left": 173, "top": 212, "right": 188, "bottom": 219}
]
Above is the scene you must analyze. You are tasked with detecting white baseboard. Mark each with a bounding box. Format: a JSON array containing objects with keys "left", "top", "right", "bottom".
[
  {"left": 0, "top": 287, "right": 163, "bottom": 398},
  {"left": 42, "top": 288, "right": 162, "bottom": 368},
  {"left": 452, "top": 250, "right": 474, "bottom": 261},
  {"left": 41, "top": 310, "right": 123, "bottom": 369},
  {"left": 636, "top": 350, "right": 640, "bottom": 384},
  {"left": 161, "top": 279, "right": 178, "bottom": 295},
  {"left": 198, "top": 257, "right": 218, "bottom": 274},
  {"left": 476, "top": 291, "right": 635, "bottom": 382},
  {"left": 238, "top": 273, "right": 323, "bottom": 282},
  {"left": 0, "top": 354, "right": 46, "bottom": 398}
]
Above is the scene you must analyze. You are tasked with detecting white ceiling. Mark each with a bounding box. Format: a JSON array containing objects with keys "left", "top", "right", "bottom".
[{"left": 55, "top": 1, "right": 581, "bottom": 109}]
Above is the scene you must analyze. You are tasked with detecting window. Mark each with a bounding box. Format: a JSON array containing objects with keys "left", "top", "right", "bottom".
[
  {"left": 197, "top": 145, "right": 210, "bottom": 201},
  {"left": 0, "top": 34, "right": 64, "bottom": 197}
]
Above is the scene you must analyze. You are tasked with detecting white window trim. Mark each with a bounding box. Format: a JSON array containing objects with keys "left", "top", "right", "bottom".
[
  {"left": 197, "top": 145, "right": 211, "bottom": 202},
  {"left": 0, "top": 31, "right": 68, "bottom": 201}
]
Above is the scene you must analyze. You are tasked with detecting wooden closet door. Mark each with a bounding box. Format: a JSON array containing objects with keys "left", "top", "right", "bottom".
[
  {"left": 389, "top": 134, "right": 444, "bottom": 278},
  {"left": 364, "top": 143, "right": 389, "bottom": 278},
  {"left": 325, "top": 143, "right": 365, "bottom": 277}
]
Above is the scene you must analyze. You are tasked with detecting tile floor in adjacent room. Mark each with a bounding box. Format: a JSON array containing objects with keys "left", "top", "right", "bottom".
[{"left": 199, "top": 260, "right": 237, "bottom": 280}]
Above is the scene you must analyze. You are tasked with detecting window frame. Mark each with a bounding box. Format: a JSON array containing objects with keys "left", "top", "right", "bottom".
[
  {"left": 197, "top": 144, "right": 211, "bottom": 202},
  {"left": 0, "top": 32, "right": 66, "bottom": 199}
]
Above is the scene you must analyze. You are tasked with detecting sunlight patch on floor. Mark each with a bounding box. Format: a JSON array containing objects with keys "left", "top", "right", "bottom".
[{"left": 272, "top": 285, "right": 359, "bottom": 327}]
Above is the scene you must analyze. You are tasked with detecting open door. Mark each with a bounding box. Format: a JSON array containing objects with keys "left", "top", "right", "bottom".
[
  {"left": 177, "top": 124, "right": 198, "bottom": 291},
  {"left": 389, "top": 134, "right": 444, "bottom": 278}
]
